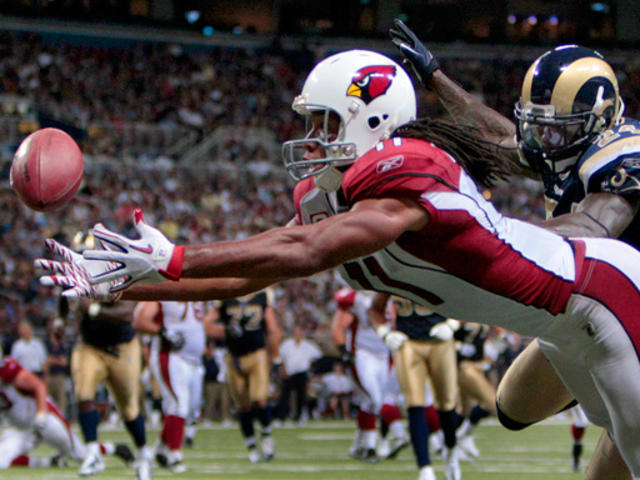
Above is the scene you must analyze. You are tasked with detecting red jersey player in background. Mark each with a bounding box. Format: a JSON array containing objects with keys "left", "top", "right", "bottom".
[
  {"left": 332, "top": 288, "right": 408, "bottom": 462},
  {"left": 0, "top": 354, "right": 132, "bottom": 470}
]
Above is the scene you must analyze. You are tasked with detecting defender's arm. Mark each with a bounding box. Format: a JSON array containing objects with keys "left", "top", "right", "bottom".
[{"left": 541, "top": 193, "right": 638, "bottom": 238}]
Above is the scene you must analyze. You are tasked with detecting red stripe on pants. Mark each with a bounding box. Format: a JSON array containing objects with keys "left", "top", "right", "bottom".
[
  {"left": 159, "top": 350, "right": 177, "bottom": 400},
  {"left": 572, "top": 240, "right": 640, "bottom": 355}
]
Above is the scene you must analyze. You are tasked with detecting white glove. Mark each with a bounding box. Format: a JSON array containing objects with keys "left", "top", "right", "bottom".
[
  {"left": 84, "top": 209, "right": 184, "bottom": 292},
  {"left": 376, "top": 324, "right": 408, "bottom": 353},
  {"left": 35, "top": 239, "right": 122, "bottom": 302},
  {"left": 33, "top": 411, "right": 47, "bottom": 436},
  {"left": 429, "top": 322, "right": 454, "bottom": 341}
]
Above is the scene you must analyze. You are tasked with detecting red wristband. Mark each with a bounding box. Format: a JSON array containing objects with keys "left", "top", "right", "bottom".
[{"left": 159, "top": 245, "right": 185, "bottom": 281}]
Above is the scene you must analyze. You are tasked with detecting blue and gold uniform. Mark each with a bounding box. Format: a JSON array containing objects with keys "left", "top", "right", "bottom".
[
  {"left": 391, "top": 296, "right": 458, "bottom": 411},
  {"left": 454, "top": 324, "right": 497, "bottom": 419},
  {"left": 218, "top": 290, "right": 270, "bottom": 358},
  {"left": 388, "top": 295, "right": 460, "bottom": 473},
  {"left": 71, "top": 300, "right": 143, "bottom": 427},
  {"left": 214, "top": 288, "right": 278, "bottom": 462},
  {"left": 66, "top": 232, "right": 149, "bottom": 475},
  {"left": 544, "top": 118, "right": 640, "bottom": 248},
  {"left": 215, "top": 288, "right": 274, "bottom": 411}
]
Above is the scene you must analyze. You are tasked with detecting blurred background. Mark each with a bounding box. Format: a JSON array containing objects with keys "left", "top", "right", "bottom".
[
  {"left": 1, "top": 0, "right": 638, "bottom": 46},
  {"left": 0, "top": 0, "right": 637, "bottom": 428}
]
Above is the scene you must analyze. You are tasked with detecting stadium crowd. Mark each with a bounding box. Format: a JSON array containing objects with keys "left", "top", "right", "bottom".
[{"left": 1, "top": 31, "right": 640, "bottom": 429}]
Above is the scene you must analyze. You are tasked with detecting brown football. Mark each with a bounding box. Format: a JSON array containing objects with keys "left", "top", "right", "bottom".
[{"left": 10, "top": 128, "right": 84, "bottom": 212}]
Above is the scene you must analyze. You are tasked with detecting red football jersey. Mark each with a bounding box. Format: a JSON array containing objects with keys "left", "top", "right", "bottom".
[{"left": 294, "top": 137, "right": 577, "bottom": 338}]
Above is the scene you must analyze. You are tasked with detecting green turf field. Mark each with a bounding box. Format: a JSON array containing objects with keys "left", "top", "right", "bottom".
[{"left": 4, "top": 419, "right": 598, "bottom": 479}]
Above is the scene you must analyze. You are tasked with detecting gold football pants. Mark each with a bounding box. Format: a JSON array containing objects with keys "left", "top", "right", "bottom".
[
  {"left": 395, "top": 339, "right": 458, "bottom": 410},
  {"left": 225, "top": 348, "right": 269, "bottom": 411},
  {"left": 71, "top": 337, "right": 142, "bottom": 421}
]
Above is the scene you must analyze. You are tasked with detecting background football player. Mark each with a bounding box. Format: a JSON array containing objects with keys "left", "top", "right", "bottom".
[
  {"left": 569, "top": 405, "right": 590, "bottom": 472},
  {"left": 0, "top": 353, "right": 133, "bottom": 470},
  {"left": 370, "top": 293, "right": 463, "bottom": 480},
  {"left": 453, "top": 323, "right": 500, "bottom": 460},
  {"left": 67, "top": 233, "right": 153, "bottom": 479},
  {"left": 331, "top": 287, "right": 408, "bottom": 462},
  {"left": 133, "top": 300, "right": 212, "bottom": 473},
  {"left": 139, "top": 334, "right": 164, "bottom": 428},
  {"left": 209, "top": 288, "right": 282, "bottom": 463},
  {"left": 389, "top": 19, "right": 638, "bottom": 480}
]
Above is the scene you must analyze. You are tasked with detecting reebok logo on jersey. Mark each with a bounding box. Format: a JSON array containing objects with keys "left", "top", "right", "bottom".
[{"left": 376, "top": 155, "right": 404, "bottom": 173}]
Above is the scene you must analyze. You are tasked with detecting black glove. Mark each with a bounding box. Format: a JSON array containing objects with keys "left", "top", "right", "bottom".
[
  {"left": 159, "top": 328, "right": 186, "bottom": 351},
  {"left": 338, "top": 345, "right": 354, "bottom": 366},
  {"left": 389, "top": 18, "right": 440, "bottom": 86}
]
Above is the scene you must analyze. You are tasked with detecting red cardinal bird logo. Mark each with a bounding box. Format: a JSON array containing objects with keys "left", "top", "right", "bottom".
[{"left": 347, "top": 65, "right": 397, "bottom": 105}]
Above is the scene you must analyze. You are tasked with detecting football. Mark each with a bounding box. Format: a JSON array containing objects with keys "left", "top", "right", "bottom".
[{"left": 10, "top": 128, "right": 84, "bottom": 212}]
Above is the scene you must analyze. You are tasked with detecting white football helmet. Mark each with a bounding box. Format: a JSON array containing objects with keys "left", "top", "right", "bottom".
[{"left": 282, "top": 49, "right": 417, "bottom": 191}]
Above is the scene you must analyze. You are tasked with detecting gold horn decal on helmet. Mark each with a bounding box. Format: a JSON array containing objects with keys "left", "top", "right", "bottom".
[
  {"left": 520, "top": 57, "right": 542, "bottom": 104},
  {"left": 551, "top": 57, "right": 619, "bottom": 116}
]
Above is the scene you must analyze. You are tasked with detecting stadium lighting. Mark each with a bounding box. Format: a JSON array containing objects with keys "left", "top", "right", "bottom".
[
  {"left": 591, "top": 2, "right": 610, "bottom": 13},
  {"left": 185, "top": 10, "right": 200, "bottom": 24},
  {"left": 202, "top": 26, "right": 214, "bottom": 36},
  {"left": 507, "top": 14, "right": 516, "bottom": 24},
  {"left": 527, "top": 15, "right": 538, "bottom": 25},
  {"left": 548, "top": 15, "right": 559, "bottom": 25}
]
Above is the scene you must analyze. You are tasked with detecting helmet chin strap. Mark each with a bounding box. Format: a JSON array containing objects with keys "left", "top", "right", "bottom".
[{"left": 315, "top": 167, "right": 344, "bottom": 192}]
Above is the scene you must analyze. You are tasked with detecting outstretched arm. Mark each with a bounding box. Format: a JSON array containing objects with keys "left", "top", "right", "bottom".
[
  {"left": 38, "top": 199, "right": 428, "bottom": 302},
  {"left": 122, "top": 277, "right": 279, "bottom": 301},
  {"left": 178, "top": 197, "right": 427, "bottom": 280},
  {"left": 390, "top": 19, "right": 519, "bottom": 156},
  {"left": 82, "top": 199, "right": 428, "bottom": 301},
  {"left": 428, "top": 70, "right": 517, "bottom": 144}
]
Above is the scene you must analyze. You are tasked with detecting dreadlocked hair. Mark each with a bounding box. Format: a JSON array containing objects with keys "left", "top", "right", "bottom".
[{"left": 392, "top": 117, "right": 520, "bottom": 189}]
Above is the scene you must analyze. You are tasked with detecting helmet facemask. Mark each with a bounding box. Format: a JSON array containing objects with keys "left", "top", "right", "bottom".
[
  {"left": 515, "top": 100, "right": 606, "bottom": 175},
  {"left": 282, "top": 103, "right": 357, "bottom": 186}
]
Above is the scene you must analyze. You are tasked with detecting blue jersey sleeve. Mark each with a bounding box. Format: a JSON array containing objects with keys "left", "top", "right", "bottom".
[{"left": 578, "top": 119, "right": 640, "bottom": 197}]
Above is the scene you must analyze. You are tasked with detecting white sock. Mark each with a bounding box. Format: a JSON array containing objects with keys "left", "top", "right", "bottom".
[{"left": 389, "top": 419, "right": 406, "bottom": 439}]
